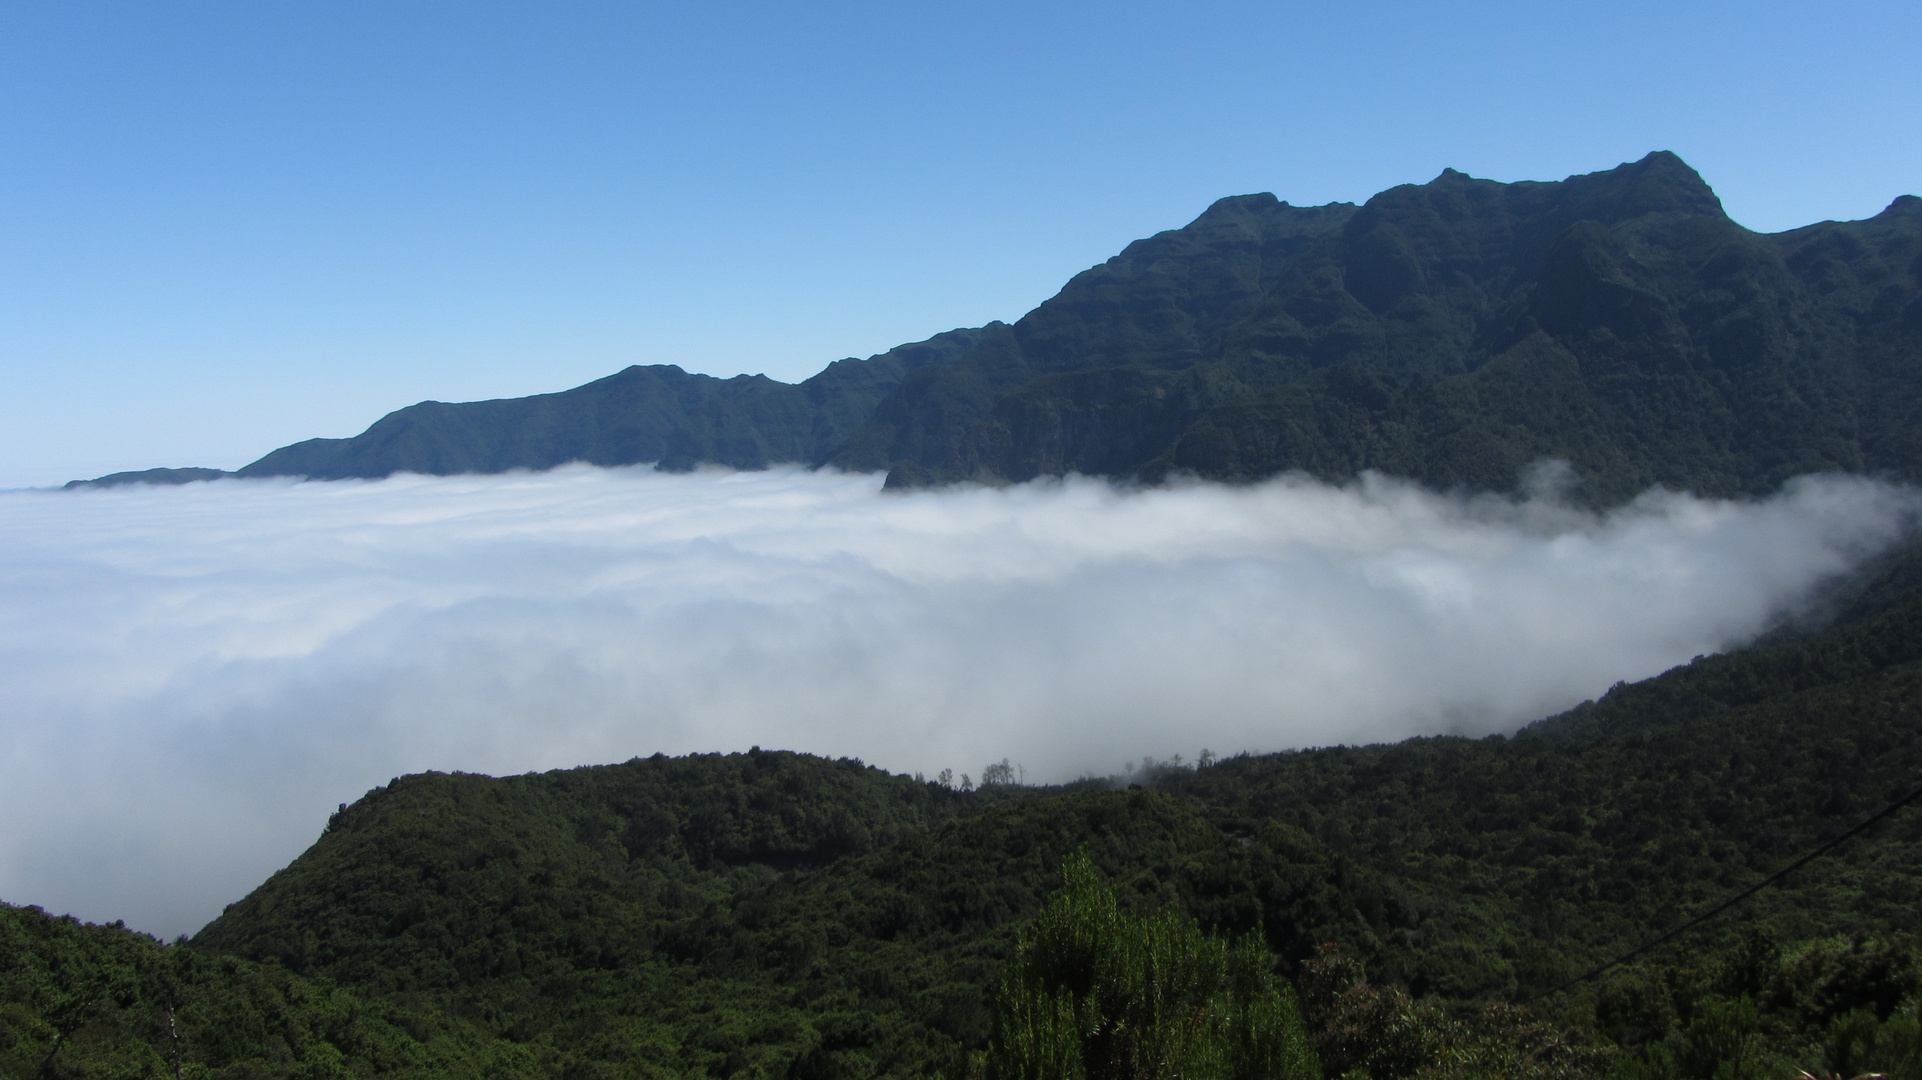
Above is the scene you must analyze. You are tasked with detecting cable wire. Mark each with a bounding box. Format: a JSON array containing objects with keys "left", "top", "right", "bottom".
[{"left": 1528, "top": 780, "right": 1922, "bottom": 1003}]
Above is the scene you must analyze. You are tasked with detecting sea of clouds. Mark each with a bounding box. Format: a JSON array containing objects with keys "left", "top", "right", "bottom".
[{"left": 0, "top": 464, "right": 1915, "bottom": 938}]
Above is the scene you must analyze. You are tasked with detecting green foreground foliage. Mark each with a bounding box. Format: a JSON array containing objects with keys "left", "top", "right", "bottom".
[
  {"left": 1596, "top": 930, "right": 1922, "bottom": 1080},
  {"left": 985, "top": 852, "right": 1317, "bottom": 1080},
  {"left": 6, "top": 550, "right": 1922, "bottom": 1078}
]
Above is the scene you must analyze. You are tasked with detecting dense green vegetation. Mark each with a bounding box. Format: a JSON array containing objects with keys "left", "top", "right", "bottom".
[
  {"left": 184, "top": 765, "right": 1378, "bottom": 1078},
  {"left": 1158, "top": 544, "right": 1922, "bottom": 1001},
  {"left": 76, "top": 153, "right": 1922, "bottom": 503},
  {"left": 983, "top": 851, "right": 1318, "bottom": 1080},
  {"left": 5, "top": 545, "right": 1919, "bottom": 1077},
  {"left": 0, "top": 902, "right": 543, "bottom": 1079}
]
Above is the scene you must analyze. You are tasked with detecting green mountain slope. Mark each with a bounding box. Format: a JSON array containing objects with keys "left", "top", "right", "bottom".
[
  {"left": 1162, "top": 568, "right": 1922, "bottom": 998},
  {"left": 188, "top": 776, "right": 1376, "bottom": 1078}
]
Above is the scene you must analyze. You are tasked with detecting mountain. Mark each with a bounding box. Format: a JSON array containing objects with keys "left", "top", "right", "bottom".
[
  {"left": 836, "top": 154, "right": 1922, "bottom": 502},
  {"left": 238, "top": 328, "right": 987, "bottom": 480},
  {"left": 62, "top": 466, "right": 230, "bottom": 490},
  {"left": 70, "top": 153, "right": 1922, "bottom": 503}
]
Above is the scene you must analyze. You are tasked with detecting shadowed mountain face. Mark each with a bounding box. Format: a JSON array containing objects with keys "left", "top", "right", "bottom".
[
  {"left": 234, "top": 327, "right": 987, "bottom": 480},
  {"left": 82, "top": 153, "right": 1922, "bottom": 502},
  {"left": 832, "top": 152, "right": 1922, "bottom": 501}
]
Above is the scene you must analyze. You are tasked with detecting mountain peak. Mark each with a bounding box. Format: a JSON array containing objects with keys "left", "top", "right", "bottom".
[{"left": 1598, "top": 149, "right": 1725, "bottom": 219}]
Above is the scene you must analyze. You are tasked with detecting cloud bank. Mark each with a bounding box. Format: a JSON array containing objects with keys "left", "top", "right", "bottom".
[{"left": 0, "top": 466, "right": 1914, "bottom": 937}]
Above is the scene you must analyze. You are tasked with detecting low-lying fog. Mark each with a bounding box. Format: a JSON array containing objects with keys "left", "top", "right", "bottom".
[{"left": 1, "top": 465, "right": 1914, "bottom": 937}]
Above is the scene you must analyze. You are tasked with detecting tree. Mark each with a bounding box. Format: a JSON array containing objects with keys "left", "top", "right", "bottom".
[{"left": 984, "top": 851, "right": 1320, "bottom": 1080}]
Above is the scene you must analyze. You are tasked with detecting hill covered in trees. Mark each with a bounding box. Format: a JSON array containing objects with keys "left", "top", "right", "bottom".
[
  {"left": 7, "top": 543, "right": 1921, "bottom": 1078},
  {"left": 72, "top": 153, "right": 1922, "bottom": 503}
]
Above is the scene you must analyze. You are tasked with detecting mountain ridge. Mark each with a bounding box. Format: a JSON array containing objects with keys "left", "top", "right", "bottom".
[{"left": 69, "top": 152, "right": 1922, "bottom": 505}]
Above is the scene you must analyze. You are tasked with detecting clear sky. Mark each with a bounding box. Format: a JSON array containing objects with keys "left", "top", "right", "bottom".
[{"left": 2, "top": 0, "right": 1916, "bottom": 489}]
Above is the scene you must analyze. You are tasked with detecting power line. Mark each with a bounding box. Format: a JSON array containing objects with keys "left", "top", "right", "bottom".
[{"left": 1528, "top": 780, "right": 1922, "bottom": 1003}]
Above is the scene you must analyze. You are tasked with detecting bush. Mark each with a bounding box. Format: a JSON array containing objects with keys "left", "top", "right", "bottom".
[{"left": 984, "top": 851, "right": 1319, "bottom": 1080}]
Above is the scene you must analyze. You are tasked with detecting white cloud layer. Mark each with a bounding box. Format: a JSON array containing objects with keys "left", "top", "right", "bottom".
[{"left": 0, "top": 466, "right": 1914, "bottom": 938}]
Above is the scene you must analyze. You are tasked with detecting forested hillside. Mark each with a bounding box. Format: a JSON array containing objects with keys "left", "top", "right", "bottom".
[
  {"left": 0, "top": 901, "right": 545, "bottom": 1078},
  {"left": 8, "top": 546, "right": 1920, "bottom": 1078},
  {"left": 71, "top": 153, "right": 1922, "bottom": 502}
]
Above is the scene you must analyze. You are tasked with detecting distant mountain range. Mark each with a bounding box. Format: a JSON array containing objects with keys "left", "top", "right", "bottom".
[{"left": 72, "top": 152, "right": 1922, "bottom": 503}]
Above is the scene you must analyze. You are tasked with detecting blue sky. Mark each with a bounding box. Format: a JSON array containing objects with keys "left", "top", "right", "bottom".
[{"left": 2, "top": 0, "right": 1917, "bottom": 488}]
